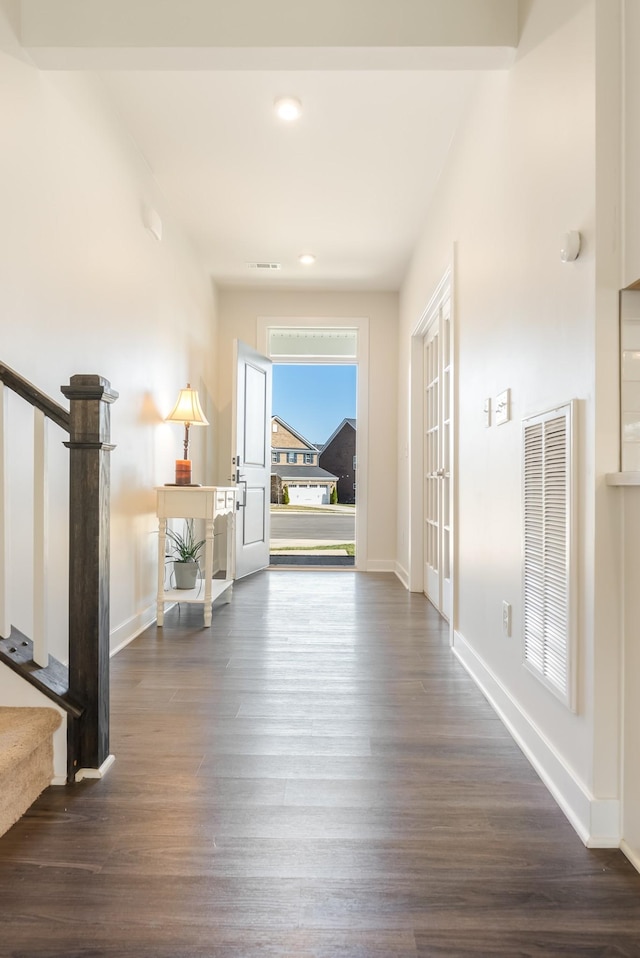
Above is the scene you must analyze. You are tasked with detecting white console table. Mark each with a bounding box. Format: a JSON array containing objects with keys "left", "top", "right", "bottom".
[{"left": 156, "top": 486, "right": 236, "bottom": 627}]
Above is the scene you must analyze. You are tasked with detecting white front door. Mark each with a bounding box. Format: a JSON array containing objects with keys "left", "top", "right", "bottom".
[
  {"left": 233, "top": 340, "right": 272, "bottom": 579},
  {"left": 423, "top": 297, "right": 452, "bottom": 621}
]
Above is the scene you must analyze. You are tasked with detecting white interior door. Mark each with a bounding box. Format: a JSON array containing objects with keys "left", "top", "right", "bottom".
[
  {"left": 233, "top": 340, "right": 272, "bottom": 580},
  {"left": 423, "top": 298, "right": 452, "bottom": 620}
]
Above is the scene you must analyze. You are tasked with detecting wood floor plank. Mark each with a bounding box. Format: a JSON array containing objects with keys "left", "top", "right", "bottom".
[
  {"left": 415, "top": 930, "right": 640, "bottom": 957},
  {"left": 1, "top": 570, "right": 639, "bottom": 956}
]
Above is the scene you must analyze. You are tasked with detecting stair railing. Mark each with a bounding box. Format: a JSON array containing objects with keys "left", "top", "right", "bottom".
[{"left": 0, "top": 364, "right": 118, "bottom": 781}]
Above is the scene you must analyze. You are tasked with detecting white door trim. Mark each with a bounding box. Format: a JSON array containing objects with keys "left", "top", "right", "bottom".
[
  {"left": 409, "top": 265, "right": 455, "bottom": 633},
  {"left": 257, "top": 316, "right": 369, "bottom": 571}
]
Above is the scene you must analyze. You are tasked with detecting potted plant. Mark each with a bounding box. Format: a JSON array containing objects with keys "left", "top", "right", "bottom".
[{"left": 166, "top": 520, "right": 205, "bottom": 590}]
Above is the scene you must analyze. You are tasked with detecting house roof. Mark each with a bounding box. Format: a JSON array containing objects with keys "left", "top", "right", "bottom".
[
  {"left": 322, "top": 418, "right": 357, "bottom": 449},
  {"left": 272, "top": 465, "right": 337, "bottom": 482},
  {"left": 271, "top": 415, "right": 318, "bottom": 451}
]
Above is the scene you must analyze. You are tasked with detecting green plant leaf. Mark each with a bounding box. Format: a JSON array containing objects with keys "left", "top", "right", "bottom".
[{"left": 166, "top": 519, "right": 205, "bottom": 561}]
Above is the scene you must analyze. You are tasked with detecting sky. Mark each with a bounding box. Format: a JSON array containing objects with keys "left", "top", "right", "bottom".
[{"left": 272, "top": 364, "right": 357, "bottom": 445}]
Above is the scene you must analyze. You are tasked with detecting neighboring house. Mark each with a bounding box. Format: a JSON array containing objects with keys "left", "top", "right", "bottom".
[
  {"left": 270, "top": 416, "right": 337, "bottom": 505},
  {"left": 319, "top": 418, "right": 356, "bottom": 504}
]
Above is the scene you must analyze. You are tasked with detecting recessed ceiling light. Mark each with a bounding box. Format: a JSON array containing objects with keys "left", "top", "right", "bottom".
[
  {"left": 274, "top": 96, "right": 302, "bottom": 122},
  {"left": 298, "top": 253, "right": 316, "bottom": 266}
]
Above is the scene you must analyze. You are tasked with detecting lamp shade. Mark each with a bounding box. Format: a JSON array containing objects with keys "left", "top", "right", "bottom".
[{"left": 165, "top": 384, "right": 209, "bottom": 426}]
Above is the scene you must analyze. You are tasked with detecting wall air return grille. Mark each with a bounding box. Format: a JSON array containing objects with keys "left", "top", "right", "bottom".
[
  {"left": 522, "top": 401, "right": 576, "bottom": 709},
  {"left": 247, "top": 262, "right": 281, "bottom": 271}
]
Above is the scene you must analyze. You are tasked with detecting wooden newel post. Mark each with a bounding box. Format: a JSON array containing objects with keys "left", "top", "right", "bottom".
[{"left": 61, "top": 375, "right": 118, "bottom": 779}]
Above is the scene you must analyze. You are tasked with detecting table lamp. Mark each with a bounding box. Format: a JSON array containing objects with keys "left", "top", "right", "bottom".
[{"left": 165, "top": 383, "right": 209, "bottom": 485}]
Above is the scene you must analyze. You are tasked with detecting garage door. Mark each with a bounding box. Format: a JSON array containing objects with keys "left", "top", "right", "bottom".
[{"left": 287, "top": 484, "right": 328, "bottom": 505}]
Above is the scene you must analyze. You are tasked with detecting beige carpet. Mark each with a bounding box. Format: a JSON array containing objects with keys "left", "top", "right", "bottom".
[{"left": 0, "top": 707, "right": 62, "bottom": 838}]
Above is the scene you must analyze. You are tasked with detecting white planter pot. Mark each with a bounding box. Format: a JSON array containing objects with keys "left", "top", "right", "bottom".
[{"left": 173, "top": 560, "right": 199, "bottom": 590}]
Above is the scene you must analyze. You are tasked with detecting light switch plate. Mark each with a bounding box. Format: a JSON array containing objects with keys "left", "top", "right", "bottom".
[
  {"left": 495, "top": 389, "right": 511, "bottom": 425},
  {"left": 483, "top": 397, "right": 491, "bottom": 427},
  {"left": 502, "top": 601, "right": 512, "bottom": 637}
]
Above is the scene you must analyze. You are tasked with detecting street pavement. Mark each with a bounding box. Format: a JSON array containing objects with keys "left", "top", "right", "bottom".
[{"left": 270, "top": 511, "right": 355, "bottom": 542}]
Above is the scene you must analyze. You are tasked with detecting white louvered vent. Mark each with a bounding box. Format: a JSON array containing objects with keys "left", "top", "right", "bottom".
[
  {"left": 522, "top": 401, "right": 576, "bottom": 709},
  {"left": 247, "top": 262, "right": 281, "bottom": 271}
]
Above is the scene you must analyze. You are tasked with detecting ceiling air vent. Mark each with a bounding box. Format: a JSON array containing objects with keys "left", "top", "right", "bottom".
[{"left": 247, "top": 262, "right": 281, "bottom": 271}]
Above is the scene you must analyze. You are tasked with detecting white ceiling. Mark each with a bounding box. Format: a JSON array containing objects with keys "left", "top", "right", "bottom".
[
  {"left": 99, "top": 69, "right": 479, "bottom": 291},
  {"left": 17, "top": 0, "right": 519, "bottom": 291}
]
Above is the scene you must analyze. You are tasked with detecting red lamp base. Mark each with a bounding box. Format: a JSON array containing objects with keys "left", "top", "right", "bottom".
[{"left": 175, "top": 459, "right": 192, "bottom": 485}]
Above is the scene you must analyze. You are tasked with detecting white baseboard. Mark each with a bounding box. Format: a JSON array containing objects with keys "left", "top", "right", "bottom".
[
  {"left": 75, "top": 754, "right": 115, "bottom": 783},
  {"left": 620, "top": 839, "right": 640, "bottom": 873},
  {"left": 366, "top": 559, "right": 396, "bottom": 573},
  {"left": 453, "top": 630, "right": 621, "bottom": 849},
  {"left": 394, "top": 561, "right": 410, "bottom": 589},
  {"left": 110, "top": 603, "right": 158, "bottom": 657}
]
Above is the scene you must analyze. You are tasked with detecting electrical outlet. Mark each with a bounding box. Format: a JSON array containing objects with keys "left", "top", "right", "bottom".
[{"left": 502, "top": 601, "right": 512, "bottom": 637}]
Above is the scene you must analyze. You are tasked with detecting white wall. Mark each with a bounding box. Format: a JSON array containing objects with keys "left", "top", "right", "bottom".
[
  {"left": 623, "top": 0, "right": 640, "bottom": 288},
  {"left": 618, "top": 0, "right": 640, "bottom": 871},
  {"left": 398, "top": 0, "right": 625, "bottom": 845},
  {"left": 621, "top": 488, "right": 640, "bottom": 871},
  {"left": 592, "top": 0, "right": 624, "bottom": 824},
  {"left": 20, "top": 0, "right": 518, "bottom": 66},
  {"left": 0, "top": 4, "right": 219, "bottom": 677},
  {"left": 615, "top": 281, "right": 640, "bottom": 859},
  {"left": 217, "top": 289, "right": 398, "bottom": 566}
]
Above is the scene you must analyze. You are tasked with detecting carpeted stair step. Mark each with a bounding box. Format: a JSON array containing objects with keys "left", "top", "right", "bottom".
[{"left": 0, "top": 706, "right": 62, "bottom": 838}]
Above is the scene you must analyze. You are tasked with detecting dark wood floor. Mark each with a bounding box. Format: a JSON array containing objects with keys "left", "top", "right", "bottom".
[{"left": 1, "top": 572, "right": 639, "bottom": 957}]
